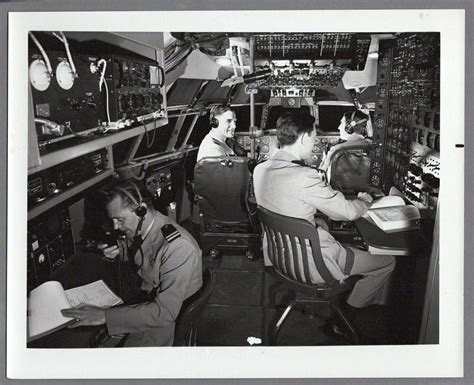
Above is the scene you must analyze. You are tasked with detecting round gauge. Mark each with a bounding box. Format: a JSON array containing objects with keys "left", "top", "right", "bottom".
[
  {"left": 372, "top": 161, "right": 381, "bottom": 173},
  {"left": 245, "top": 137, "right": 251, "bottom": 145},
  {"left": 56, "top": 61, "right": 75, "bottom": 90},
  {"left": 313, "top": 138, "right": 320, "bottom": 145},
  {"left": 261, "top": 145, "right": 269, "bottom": 153},
  {"left": 29, "top": 59, "right": 51, "bottom": 91},
  {"left": 262, "top": 136, "right": 270, "bottom": 145},
  {"left": 287, "top": 97, "right": 297, "bottom": 107},
  {"left": 375, "top": 118, "right": 384, "bottom": 129},
  {"left": 378, "top": 87, "right": 387, "bottom": 99},
  {"left": 370, "top": 175, "right": 380, "bottom": 186}
]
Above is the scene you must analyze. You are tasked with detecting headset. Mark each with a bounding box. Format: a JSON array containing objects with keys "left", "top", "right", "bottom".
[
  {"left": 113, "top": 181, "right": 148, "bottom": 219},
  {"left": 209, "top": 104, "right": 231, "bottom": 128},
  {"left": 345, "top": 111, "right": 369, "bottom": 135}
]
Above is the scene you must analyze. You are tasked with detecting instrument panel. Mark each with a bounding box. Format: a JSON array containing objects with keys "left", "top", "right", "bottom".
[
  {"left": 235, "top": 133, "right": 339, "bottom": 164},
  {"left": 371, "top": 33, "right": 439, "bottom": 216}
]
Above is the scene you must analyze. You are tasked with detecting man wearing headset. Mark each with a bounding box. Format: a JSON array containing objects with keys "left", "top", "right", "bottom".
[
  {"left": 319, "top": 109, "right": 372, "bottom": 173},
  {"left": 253, "top": 112, "right": 395, "bottom": 340},
  {"left": 196, "top": 105, "right": 238, "bottom": 161},
  {"left": 60, "top": 181, "right": 203, "bottom": 347}
]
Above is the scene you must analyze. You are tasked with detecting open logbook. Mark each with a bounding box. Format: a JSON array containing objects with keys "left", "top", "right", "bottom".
[
  {"left": 364, "top": 195, "right": 421, "bottom": 233},
  {"left": 27, "top": 280, "right": 123, "bottom": 342}
]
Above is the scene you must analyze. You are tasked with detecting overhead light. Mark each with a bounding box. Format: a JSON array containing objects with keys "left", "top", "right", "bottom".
[
  {"left": 368, "top": 52, "right": 379, "bottom": 59},
  {"left": 215, "top": 57, "right": 233, "bottom": 66}
]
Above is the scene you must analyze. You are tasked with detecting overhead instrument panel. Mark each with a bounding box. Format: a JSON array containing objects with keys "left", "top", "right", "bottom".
[
  {"left": 251, "top": 33, "right": 371, "bottom": 98},
  {"left": 370, "top": 33, "right": 440, "bottom": 216},
  {"left": 253, "top": 33, "right": 370, "bottom": 67}
]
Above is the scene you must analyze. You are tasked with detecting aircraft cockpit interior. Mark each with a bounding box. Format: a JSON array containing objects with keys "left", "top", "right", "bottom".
[{"left": 25, "top": 30, "right": 440, "bottom": 348}]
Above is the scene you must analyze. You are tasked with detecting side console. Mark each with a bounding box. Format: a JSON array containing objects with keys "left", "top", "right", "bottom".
[{"left": 27, "top": 208, "right": 75, "bottom": 291}]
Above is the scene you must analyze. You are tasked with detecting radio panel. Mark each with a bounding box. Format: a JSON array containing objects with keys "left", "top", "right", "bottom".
[
  {"left": 28, "top": 149, "right": 109, "bottom": 207},
  {"left": 107, "top": 56, "right": 165, "bottom": 121},
  {"left": 29, "top": 33, "right": 166, "bottom": 154},
  {"left": 27, "top": 208, "right": 75, "bottom": 290}
]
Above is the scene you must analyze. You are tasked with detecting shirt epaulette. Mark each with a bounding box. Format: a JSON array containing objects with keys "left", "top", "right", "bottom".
[{"left": 161, "top": 224, "right": 181, "bottom": 243}]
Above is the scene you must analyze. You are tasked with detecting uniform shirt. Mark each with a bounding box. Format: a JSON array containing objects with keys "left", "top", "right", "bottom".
[
  {"left": 197, "top": 129, "right": 235, "bottom": 162},
  {"left": 253, "top": 150, "right": 369, "bottom": 282},
  {"left": 105, "top": 212, "right": 202, "bottom": 346}
]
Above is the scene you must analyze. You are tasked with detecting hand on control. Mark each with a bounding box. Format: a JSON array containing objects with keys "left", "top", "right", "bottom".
[
  {"left": 357, "top": 192, "right": 374, "bottom": 204},
  {"left": 98, "top": 244, "right": 120, "bottom": 261}
]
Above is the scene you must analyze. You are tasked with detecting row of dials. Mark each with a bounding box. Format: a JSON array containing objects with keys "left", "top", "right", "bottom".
[
  {"left": 117, "top": 90, "right": 164, "bottom": 112},
  {"left": 30, "top": 57, "right": 76, "bottom": 92},
  {"left": 115, "top": 60, "right": 151, "bottom": 88},
  {"left": 260, "top": 72, "right": 344, "bottom": 89},
  {"left": 236, "top": 134, "right": 341, "bottom": 162},
  {"left": 387, "top": 108, "right": 439, "bottom": 131}
]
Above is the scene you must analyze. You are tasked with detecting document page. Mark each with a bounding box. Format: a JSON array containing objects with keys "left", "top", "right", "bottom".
[
  {"left": 28, "top": 281, "right": 72, "bottom": 339},
  {"left": 65, "top": 280, "right": 123, "bottom": 308}
]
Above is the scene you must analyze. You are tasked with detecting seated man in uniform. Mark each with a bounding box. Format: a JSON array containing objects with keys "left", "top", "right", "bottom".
[
  {"left": 319, "top": 109, "right": 372, "bottom": 173},
  {"left": 197, "top": 105, "right": 238, "bottom": 161},
  {"left": 59, "top": 181, "right": 203, "bottom": 347},
  {"left": 253, "top": 112, "right": 395, "bottom": 336}
]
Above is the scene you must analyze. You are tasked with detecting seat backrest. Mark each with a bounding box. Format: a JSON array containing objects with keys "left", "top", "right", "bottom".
[
  {"left": 256, "top": 206, "right": 338, "bottom": 288},
  {"left": 174, "top": 268, "right": 216, "bottom": 346},
  {"left": 194, "top": 157, "right": 251, "bottom": 223},
  {"left": 329, "top": 142, "right": 374, "bottom": 193}
]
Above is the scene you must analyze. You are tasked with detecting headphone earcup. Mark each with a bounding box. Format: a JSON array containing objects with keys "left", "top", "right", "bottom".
[
  {"left": 345, "top": 122, "right": 355, "bottom": 134},
  {"left": 135, "top": 204, "right": 147, "bottom": 218},
  {"left": 210, "top": 117, "right": 219, "bottom": 128}
]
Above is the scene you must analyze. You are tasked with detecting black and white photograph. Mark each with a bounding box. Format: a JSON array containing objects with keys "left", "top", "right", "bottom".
[{"left": 4, "top": 6, "right": 465, "bottom": 380}]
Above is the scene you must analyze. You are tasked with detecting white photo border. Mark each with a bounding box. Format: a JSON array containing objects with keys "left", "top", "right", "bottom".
[{"left": 6, "top": 9, "right": 465, "bottom": 379}]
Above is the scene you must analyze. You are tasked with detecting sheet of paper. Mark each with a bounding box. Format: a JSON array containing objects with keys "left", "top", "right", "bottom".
[{"left": 65, "top": 280, "right": 123, "bottom": 308}]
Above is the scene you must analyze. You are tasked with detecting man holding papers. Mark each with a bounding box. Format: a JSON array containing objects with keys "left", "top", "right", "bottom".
[
  {"left": 59, "top": 181, "right": 203, "bottom": 347},
  {"left": 253, "top": 112, "right": 395, "bottom": 338}
]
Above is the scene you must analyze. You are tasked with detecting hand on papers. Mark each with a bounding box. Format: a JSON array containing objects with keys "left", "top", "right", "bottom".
[
  {"left": 98, "top": 244, "right": 120, "bottom": 261},
  {"left": 357, "top": 192, "right": 374, "bottom": 204},
  {"left": 61, "top": 305, "right": 106, "bottom": 328}
]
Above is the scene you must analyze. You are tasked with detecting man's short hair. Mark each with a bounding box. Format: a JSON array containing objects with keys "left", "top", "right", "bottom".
[
  {"left": 276, "top": 111, "right": 316, "bottom": 146},
  {"left": 343, "top": 110, "right": 369, "bottom": 135},
  {"left": 209, "top": 104, "right": 232, "bottom": 121},
  {"left": 105, "top": 181, "right": 150, "bottom": 210}
]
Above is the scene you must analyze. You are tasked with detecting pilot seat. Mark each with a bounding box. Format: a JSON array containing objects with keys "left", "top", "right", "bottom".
[
  {"left": 194, "top": 156, "right": 260, "bottom": 260},
  {"left": 323, "top": 141, "right": 377, "bottom": 246},
  {"left": 327, "top": 141, "right": 376, "bottom": 194}
]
